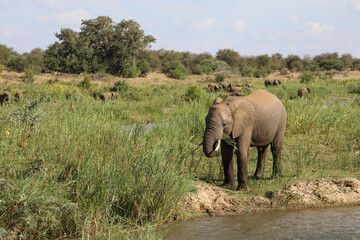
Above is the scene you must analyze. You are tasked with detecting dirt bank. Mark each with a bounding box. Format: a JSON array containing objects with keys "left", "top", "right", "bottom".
[{"left": 186, "top": 177, "right": 360, "bottom": 216}]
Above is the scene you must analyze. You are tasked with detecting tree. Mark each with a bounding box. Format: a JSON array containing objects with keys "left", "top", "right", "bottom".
[
  {"left": 107, "top": 19, "right": 156, "bottom": 76},
  {"left": 0, "top": 44, "right": 18, "bottom": 65},
  {"left": 285, "top": 54, "right": 303, "bottom": 71},
  {"left": 44, "top": 16, "right": 155, "bottom": 77},
  {"left": 216, "top": 49, "right": 241, "bottom": 68}
]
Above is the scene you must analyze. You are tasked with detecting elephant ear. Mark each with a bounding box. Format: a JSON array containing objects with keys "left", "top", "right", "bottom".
[{"left": 231, "top": 102, "right": 254, "bottom": 139}]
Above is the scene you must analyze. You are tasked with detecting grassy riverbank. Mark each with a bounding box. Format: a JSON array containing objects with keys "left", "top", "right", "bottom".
[{"left": 0, "top": 71, "right": 359, "bottom": 239}]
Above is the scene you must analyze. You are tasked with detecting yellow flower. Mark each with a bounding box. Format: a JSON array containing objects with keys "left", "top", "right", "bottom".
[{"left": 5, "top": 129, "right": 11, "bottom": 136}]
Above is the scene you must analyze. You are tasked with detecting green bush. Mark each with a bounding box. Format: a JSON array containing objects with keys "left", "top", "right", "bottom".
[
  {"left": 7, "top": 55, "right": 26, "bottom": 72},
  {"left": 253, "top": 68, "right": 269, "bottom": 78},
  {"left": 300, "top": 72, "right": 315, "bottom": 83},
  {"left": 110, "top": 80, "right": 129, "bottom": 92},
  {"left": 215, "top": 73, "right": 226, "bottom": 83},
  {"left": 241, "top": 67, "right": 255, "bottom": 77},
  {"left": 122, "top": 63, "right": 139, "bottom": 78},
  {"left": 319, "top": 59, "right": 344, "bottom": 71},
  {"left": 137, "top": 60, "right": 150, "bottom": 77},
  {"left": 185, "top": 86, "right": 202, "bottom": 101},
  {"left": 347, "top": 81, "right": 360, "bottom": 94},
  {"left": 193, "top": 64, "right": 212, "bottom": 75},
  {"left": 22, "top": 67, "right": 36, "bottom": 83},
  {"left": 169, "top": 63, "right": 188, "bottom": 80},
  {"left": 78, "top": 76, "right": 91, "bottom": 88}
]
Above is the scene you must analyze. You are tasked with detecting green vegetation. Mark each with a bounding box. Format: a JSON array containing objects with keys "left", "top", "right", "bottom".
[
  {"left": 0, "top": 74, "right": 359, "bottom": 239},
  {"left": 0, "top": 14, "right": 360, "bottom": 240}
]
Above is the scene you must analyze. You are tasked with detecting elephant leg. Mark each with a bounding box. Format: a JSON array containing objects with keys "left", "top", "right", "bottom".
[
  {"left": 221, "top": 140, "right": 234, "bottom": 189},
  {"left": 254, "top": 145, "right": 268, "bottom": 179},
  {"left": 236, "top": 149, "right": 249, "bottom": 190},
  {"left": 271, "top": 135, "right": 284, "bottom": 178}
]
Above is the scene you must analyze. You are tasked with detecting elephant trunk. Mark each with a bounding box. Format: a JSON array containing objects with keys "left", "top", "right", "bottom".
[{"left": 203, "top": 123, "right": 223, "bottom": 158}]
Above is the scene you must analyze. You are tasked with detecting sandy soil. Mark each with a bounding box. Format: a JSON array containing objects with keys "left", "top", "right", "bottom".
[{"left": 186, "top": 178, "right": 360, "bottom": 216}]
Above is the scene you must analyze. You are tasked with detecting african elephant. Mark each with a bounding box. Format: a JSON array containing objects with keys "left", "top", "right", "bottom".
[
  {"left": 14, "top": 92, "right": 23, "bottom": 102},
  {"left": 203, "top": 89, "right": 287, "bottom": 190},
  {"left": 100, "top": 92, "right": 118, "bottom": 101},
  {"left": 264, "top": 79, "right": 281, "bottom": 87},
  {"left": 298, "top": 87, "right": 311, "bottom": 97},
  {"left": 0, "top": 92, "right": 11, "bottom": 106}
]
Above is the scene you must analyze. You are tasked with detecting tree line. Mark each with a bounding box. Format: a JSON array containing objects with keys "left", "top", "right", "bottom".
[{"left": 1, "top": 16, "right": 360, "bottom": 80}]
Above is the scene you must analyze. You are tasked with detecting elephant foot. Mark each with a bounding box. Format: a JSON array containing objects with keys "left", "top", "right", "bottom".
[
  {"left": 236, "top": 185, "right": 248, "bottom": 191},
  {"left": 221, "top": 183, "right": 233, "bottom": 189},
  {"left": 253, "top": 173, "right": 262, "bottom": 180}
]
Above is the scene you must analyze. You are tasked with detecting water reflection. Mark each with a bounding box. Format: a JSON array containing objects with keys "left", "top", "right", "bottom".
[{"left": 163, "top": 206, "right": 360, "bottom": 240}]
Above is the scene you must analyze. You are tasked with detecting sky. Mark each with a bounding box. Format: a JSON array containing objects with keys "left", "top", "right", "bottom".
[{"left": 1, "top": 0, "right": 360, "bottom": 58}]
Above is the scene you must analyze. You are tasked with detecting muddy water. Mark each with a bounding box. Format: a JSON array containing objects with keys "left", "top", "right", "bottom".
[{"left": 163, "top": 206, "right": 360, "bottom": 240}]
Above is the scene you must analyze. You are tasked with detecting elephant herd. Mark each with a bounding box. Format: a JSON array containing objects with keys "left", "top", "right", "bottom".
[
  {"left": 202, "top": 78, "right": 312, "bottom": 190},
  {"left": 0, "top": 91, "right": 23, "bottom": 106},
  {"left": 205, "top": 79, "right": 311, "bottom": 98}
]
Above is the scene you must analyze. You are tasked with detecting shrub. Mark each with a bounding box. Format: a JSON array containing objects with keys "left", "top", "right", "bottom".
[
  {"left": 7, "top": 55, "right": 26, "bottom": 72},
  {"left": 185, "top": 86, "right": 202, "bottom": 101},
  {"left": 137, "top": 60, "right": 150, "bottom": 77},
  {"left": 347, "top": 81, "right": 360, "bottom": 94},
  {"left": 215, "top": 73, "right": 226, "bottom": 83},
  {"left": 319, "top": 59, "right": 344, "bottom": 71},
  {"left": 169, "top": 63, "right": 188, "bottom": 80},
  {"left": 78, "top": 76, "right": 91, "bottom": 89},
  {"left": 253, "top": 68, "right": 269, "bottom": 78},
  {"left": 241, "top": 67, "right": 255, "bottom": 77},
  {"left": 122, "top": 63, "right": 139, "bottom": 78},
  {"left": 193, "top": 64, "right": 212, "bottom": 75},
  {"left": 22, "top": 67, "right": 36, "bottom": 83},
  {"left": 300, "top": 72, "right": 315, "bottom": 83},
  {"left": 110, "top": 80, "right": 129, "bottom": 92}
]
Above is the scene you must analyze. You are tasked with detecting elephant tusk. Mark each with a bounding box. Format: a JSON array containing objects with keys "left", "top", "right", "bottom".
[{"left": 214, "top": 139, "right": 221, "bottom": 152}]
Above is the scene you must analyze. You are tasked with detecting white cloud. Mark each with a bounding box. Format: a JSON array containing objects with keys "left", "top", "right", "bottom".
[
  {"left": 35, "top": 15, "right": 49, "bottom": 23},
  {"left": 189, "top": 18, "right": 215, "bottom": 30},
  {"left": 55, "top": 9, "right": 90, "bottom": 25},
  {"left": 300, "top": 22, "right": 334, "bottom": 39},
  {"left": 234, "top": 19, "right": 245, "bottom": 33},
  {"left": 350, "top": 0, "right": 360, "bottom": 12},
  {"left": 2, "top": 26, "right": 25, "bottom": 37},
  {"left": 286, "top": 14, "right": 299, "bottom": 22}
]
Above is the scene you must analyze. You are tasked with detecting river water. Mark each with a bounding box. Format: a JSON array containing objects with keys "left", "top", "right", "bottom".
[{"left": 163, "top": 206, "right": 360, "bottom": 240}]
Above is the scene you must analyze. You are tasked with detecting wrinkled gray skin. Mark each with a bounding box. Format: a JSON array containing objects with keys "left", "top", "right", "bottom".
[
  {"left": 203, "top": 89, "right": 287, "bottom": 190},
  {"left": 298, "top": 87, "right": 311, "bottom": 97},
  {"left": 100, "top": 92, "right": 118, "bottom": 101},
  {"left": 0, "top": 92, "right": 11, "bottom": 106},
  {"left": 14, "top": 92, "right": 23, "bottom": 102}
]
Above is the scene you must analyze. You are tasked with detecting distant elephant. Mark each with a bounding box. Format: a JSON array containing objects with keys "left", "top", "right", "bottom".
[
  {"left": 219, "top": 82, "right": 231, "bottom": 89},
  {"left": 298, "top": 87, "right": 311, "bottom": 97},
  {"left": 100, "top": 92, "right": 118, "bottom": 101},
  {"left": 220, "top": 92, "right": 242, "bottom": 97},
  {"left": 264, "top": 79, "right": 281, "bottom": 87},
  {"left": 235, "top": 83, "right": 251, "bottom": 88},
  {"left": 203, "top": 89, "right": 287, "bottom": 190},
  {"left": 0, "top": 92, "right": 11, "bottom": 106},
  {"left": 14, "top": 92, "right": 23, "bottom": 102}
]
